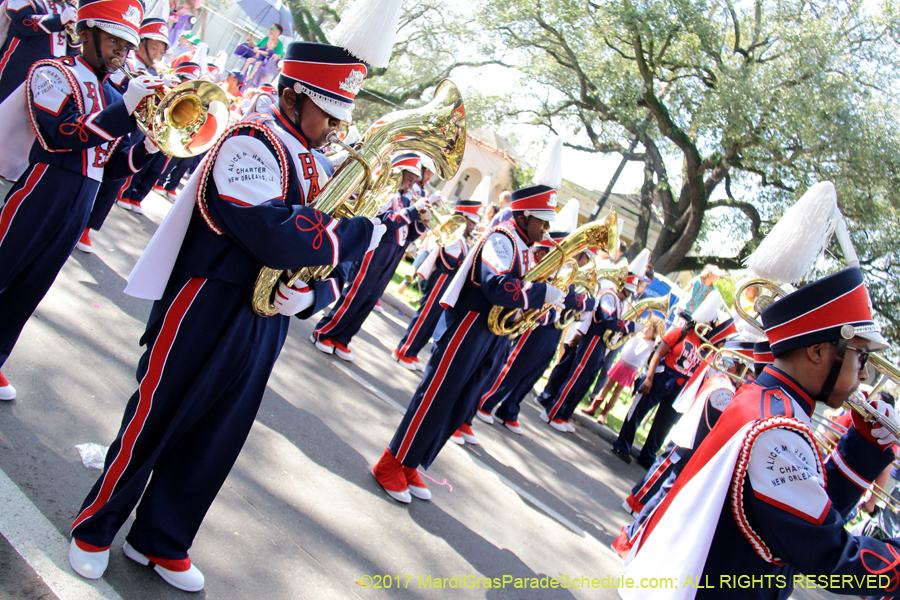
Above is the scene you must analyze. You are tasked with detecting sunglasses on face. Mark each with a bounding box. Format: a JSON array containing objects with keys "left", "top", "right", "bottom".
[{"left": 831, "top": 341, "right": 870, "bottom": 370}]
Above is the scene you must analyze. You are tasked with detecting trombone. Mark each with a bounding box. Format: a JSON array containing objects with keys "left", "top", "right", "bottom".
[
  {"left": 110, "top": 58, "right": 230, "bottom": 157},
  {"left": 812, "top": 409, "right": 900, "bottom": 513},
  {"left": 695, "top": 343, "right": 753, "bottom": 385}
]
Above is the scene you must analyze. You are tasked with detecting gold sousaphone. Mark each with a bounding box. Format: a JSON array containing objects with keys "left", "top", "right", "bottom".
[
  {"left": 487, "top": 210, "right": 619, "bottom": 338},
  {"left": 250, "top": 79, "right": 467, "bottom": 317},
  {"left": 111, "top": 58, "right": 230, "bottom": 158}
]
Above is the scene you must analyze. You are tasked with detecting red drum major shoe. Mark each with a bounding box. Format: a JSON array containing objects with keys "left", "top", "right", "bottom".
[
  {"left": 402, "top": 466, "right": 431, "bottom": 501},
  {"left": 373, "top": 448, "right": 411, "bottom": 503}
]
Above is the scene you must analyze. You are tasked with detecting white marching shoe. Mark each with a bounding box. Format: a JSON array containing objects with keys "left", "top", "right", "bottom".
[
  {"left": 123, "top": 541, "right": 205, "bottom": 592},
  {"left": 69, "top": 538, "right": 109, "bottom": 580}
]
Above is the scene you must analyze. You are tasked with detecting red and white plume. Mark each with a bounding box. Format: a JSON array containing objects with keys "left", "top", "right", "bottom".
[{"left": 330, "top": 0, "right": 402, "bottom": 68}]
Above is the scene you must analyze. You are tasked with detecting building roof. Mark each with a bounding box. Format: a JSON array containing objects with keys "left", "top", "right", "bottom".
[{"left": 468, "top": 128, "right": 521, "bottom": 166}]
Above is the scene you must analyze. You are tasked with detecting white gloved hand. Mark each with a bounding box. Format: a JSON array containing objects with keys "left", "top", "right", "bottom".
[
  {"left": 414, "top": 197, "right": 432, "bottom": 222},
  {"left": 162, "top": 73, "right": 180, "bottom": 88},
  {"left": 122, "top": 74, "right": 165, "bottom": 115},
  {"left": 869, "top": 399, "right": 899, "bottom": 447},
  {"left": 428, "top": 191, "right": 442, "bottom": 207},
  {"left": 544, "top": 285, "right": 565, "bottom": 306},
  {"left": 60, "top": 5, "right": 76, "bottom": 24},
  {"left": 273, "top": 281, "right": 314, "bottom": 316},
  {"left": 143, "top": 135, "right": 160, "bottom": 154},
  {"left": 367, "top": 218, "right": 386, "bottom": 252}
]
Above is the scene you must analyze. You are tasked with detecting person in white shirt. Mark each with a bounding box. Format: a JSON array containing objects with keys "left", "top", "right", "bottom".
[{"left": 583, "top": 315, "right": 665, "bottom": 423}]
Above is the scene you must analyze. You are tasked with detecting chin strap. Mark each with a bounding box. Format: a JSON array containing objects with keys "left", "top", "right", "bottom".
[
  {"left": 90, "top": 27, "right": 109, "bottom": 74},
  {"left": 817, "top": 337, "right": 848, "bottom": 403}
]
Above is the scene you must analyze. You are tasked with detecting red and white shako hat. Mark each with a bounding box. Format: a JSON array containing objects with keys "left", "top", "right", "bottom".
[
  {"left": 753, "top": 340, "right": 774, "bottom": 373},
  {"left": 392, "top": 153, "right": 421, "bottom": 175},
  {"left": 624, "top": 274, "right": 640, "bottom": 293},
  {"left": 139, "top": 17, "right": 167, "bottom": 45},
  {"left": 512, "top": 136, "right": 562, "bottom": 223},
  {"left": 708, "top": 316, "right": 737, "bottom": 347},
  {"left": 761, "top": 267, "right": 887, "bottom": 355},
  {"left": 454, "top": 200, "right": 481, "bottom": 223},
  {"left": 78, "top": 0, "right": 144, "bottom": 48},
  {"left": 258, "top": 83, "right": 276, "bottom": 96},
  {"left": 534, "top": 198, "right": 578, "bottom": 249},
  {"left": 173, "top": 61, "right": 201, "bottom": 81},
  {"left": 280, "top": 0, "right": 401, "bottom": 122}
]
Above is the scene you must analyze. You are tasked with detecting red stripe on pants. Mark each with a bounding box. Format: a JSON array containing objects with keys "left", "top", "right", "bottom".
[{"left": 72, "top": 278, "right": 206, "bottom": 530}]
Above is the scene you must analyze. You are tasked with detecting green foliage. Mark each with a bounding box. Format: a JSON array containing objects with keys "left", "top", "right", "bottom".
[
  {"left": 477, "top": 0, "right": 900, "bottom": 345},
  {"left": 715, "top": 276, "right": 735, "bottom": 310}
]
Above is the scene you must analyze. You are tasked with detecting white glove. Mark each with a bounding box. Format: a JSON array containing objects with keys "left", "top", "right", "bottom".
[
  {"left": 428, "top": 191, "right": 442, "bottom": 207},
  {"left": 162, "top": 73, "right": 180, "bottom": 87},
  {"left": 414, "top": 197, "right": 432, "bottom": 222},
  {"left": 367, "top": 218, "right": 386, "bottom": 252},
  {"left": 273, "top": 281, "right": 314, "bottom": 316},
  {"left": 869, "top": 399, "right": 899, "bottom": 447},
  {"left": 544, "top": 285, "right": 565, "bottom": 306},
  {"left": 143, "top": 135, "right": 160, "bottom": 154},
  {"left": 60, "top": 5, "right": 76, "bottom": 24},
  {"left": 123, "top": 74, "right": 165, "bottom": 115}
]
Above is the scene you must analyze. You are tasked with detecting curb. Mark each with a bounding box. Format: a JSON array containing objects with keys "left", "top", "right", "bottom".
[{"left": 380, "top": 291, "right": 417, "bottom": 319}]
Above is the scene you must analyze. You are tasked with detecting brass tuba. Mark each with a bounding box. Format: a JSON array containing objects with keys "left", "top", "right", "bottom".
[
  {"left": 487, "top": 210, "right": 619, "bottom": 337},
  {"left": 250, "top": 79, "right": 467, "bottom": 317},
  {"left": 111, "top": 58, "right": 230, "bottom": 158},
  {"left": 602, "top": 295, "right": 670, "bottom": 350}
]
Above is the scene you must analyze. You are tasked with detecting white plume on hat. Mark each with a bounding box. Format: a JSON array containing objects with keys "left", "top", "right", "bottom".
[
  {"left": 629, "top": 248, "right": 651, "bottom": 279},
  {"left": 469, "top": 176, "right": 492, "bottom": 205},
  {"left": 330, "top": 0, "right": 402, "bottom": 68},
  {"left": 146, "top": 0, "right": 168, "bottom": 22},
  {"left": 744, "top": 182, "right": 840, "bottom": 284},
  {"left": 728, "top": 306, "right": 768, "bottom": 342},
  {"left": 691, "top": 290, "right": 723, "bottom": 324},
  {"left": 554, "top": 199, "right": 580, "bottom": 235},
  {"left": 532, "top": 136, "right": 563, "bottom": 189},
  {"left": 192, "top": 43, "right": 208, "bottom": 74}
]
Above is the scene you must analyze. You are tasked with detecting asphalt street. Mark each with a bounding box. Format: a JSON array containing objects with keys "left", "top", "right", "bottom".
[{"left": 0, "top": 193, "right": 837, "bottom": 600}]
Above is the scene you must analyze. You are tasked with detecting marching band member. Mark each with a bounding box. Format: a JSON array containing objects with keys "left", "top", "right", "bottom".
[
  {"left": 0, "top": 0, "right": 162, "bottom": 400},
  {"left": 612, "top": 338, "right": 752, "bottom": 558},
  {"left": 623, "top": 267, "right": 900, "bottom": 599},
  {"left": 67, "top": 6, "right": 398, "bottom": 586},
  {"left": 535, "top": 271, "right": 638, "bottom": 433},
  {"left": 313, "top": 152, "right": 429, "bottom": 361},
  {"left": 0, "top": 0, "right": 77, "bottom": 103},
  {"left": 79, "top": 14, "right": 171, "bottom": 252},
  {"left": 392, "top": 199, "right": 480, "bottom": 371},
  {"left": 476, "top": 200, "right": 594, "bottom": 434},
  {"left": 372, "top": 138, "right": 565, "bottom": 503},
  {"left": 118, "top": 61, "right": 201, "bottom": 206},
  {"left": 611, "top": 292, "right": 724, "bottom": 466}
]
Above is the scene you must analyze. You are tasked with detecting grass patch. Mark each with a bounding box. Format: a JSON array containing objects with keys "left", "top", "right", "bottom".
[{"left": 385, "top": 258, "right": 424, "bottom": 307}]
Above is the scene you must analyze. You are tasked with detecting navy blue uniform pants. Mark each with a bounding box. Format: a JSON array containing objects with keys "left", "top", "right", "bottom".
[
  {"left": 612, "top": 369, "right": 684, "bottom": 465},
  {"left": 480, "top": 322, "right": 562, "bottom": 423},
  {"left": 396, "top": 269, "right": 452, "bottom": 359},
  {"left": 86, "top": 176, "right": 129, "bottom": 231},
  {"left": 538, "top": 333, "right": 608, "bottom": 420},
  {"left": 0, "top": 164, "right": 99, "bottom": 367},
  {"left": 71, "top": 277, "right": 289, "bottom": 559},
  {"left": 160, "top": 155, "right": 201, "bottom": 192},
  {"left": 389, "top": 309, "right": 508, "bottom": 469},
  {"left": 121, "top": 152, "right": 168, "bottom": 203},
  {"left": 315, "top": 238, "right": 405, "bottom": 347}
]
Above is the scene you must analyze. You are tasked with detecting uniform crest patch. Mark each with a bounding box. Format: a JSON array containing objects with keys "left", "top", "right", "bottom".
[
  {"left": 122, "top": 6, "right": 141, "bottom": 27},
  {"left": 338, "top": 69, "right": 364, "bottom": 96}
]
